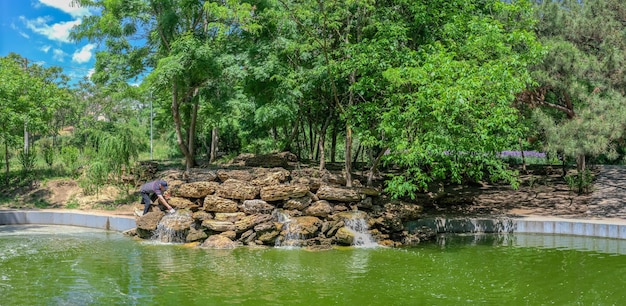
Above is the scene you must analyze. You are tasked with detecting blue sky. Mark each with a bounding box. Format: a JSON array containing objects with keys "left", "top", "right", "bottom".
[{"left": 0, "top": 0, "right": 98, "bottom": 84}]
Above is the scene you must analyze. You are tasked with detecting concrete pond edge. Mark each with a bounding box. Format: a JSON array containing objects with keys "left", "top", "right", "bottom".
[
  {"left": 2, "top": 209, "right": 626, "bottom": 240},
  {"left": 0, "top": 209, "right": 136, "bottom": 232}
]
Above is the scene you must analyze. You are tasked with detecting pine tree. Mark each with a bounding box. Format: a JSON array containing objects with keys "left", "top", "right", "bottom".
[{"left": 520, "top": 0, "right": 626, "bottom": 173}]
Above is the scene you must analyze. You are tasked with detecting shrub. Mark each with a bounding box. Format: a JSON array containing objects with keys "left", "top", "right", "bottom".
[{"left": 565, "top": 170, "right": 594, "bottom": 194}]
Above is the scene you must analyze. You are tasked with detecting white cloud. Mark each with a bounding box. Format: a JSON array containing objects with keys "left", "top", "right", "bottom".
[
  {"left": 40, "top": 45, "right": 52, "bottom": 53},
  {"left": 52, "top": 49, "right": 67, "bottom": 62},
  {"left": 72, "top": 43, "right": 95, "bottom": 63},
  {"left": 37, "top": 0, "right": 91, "bottom": 18},
  {"left": 87, "top": 68, "right": 95, "bottom": 79},
  {"left": 19, "top": 31, "right": 30, "bottom": 39},
  {"left": 20, "top": 16, "right": 81, "bottom": 43}
]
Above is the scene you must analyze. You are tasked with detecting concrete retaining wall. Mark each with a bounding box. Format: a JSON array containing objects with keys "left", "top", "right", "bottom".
[
  {"left": 0, "top": 210, "right": 136, "bottom": 232},
  {"left": 410, "top": 216, "right": 626, "bottom": 239},
  {"left": 3, "top": 210, "right": 625, "bottom": 239}
]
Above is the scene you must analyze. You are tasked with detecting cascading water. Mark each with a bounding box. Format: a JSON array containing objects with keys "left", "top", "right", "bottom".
[
  {"left": 273, "top": 209, "right": 301, "bottom": 248},
  {"left": 151, "top": 213, "right": 188, "bottom": 243},
  {"left": 344, "top": 212, "right": 379, "bottom": 248}
]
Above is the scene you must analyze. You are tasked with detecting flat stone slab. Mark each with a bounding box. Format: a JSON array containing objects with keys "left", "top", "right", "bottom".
[{"left": 0, "top": 210, "right": 136, "bottom": 232}]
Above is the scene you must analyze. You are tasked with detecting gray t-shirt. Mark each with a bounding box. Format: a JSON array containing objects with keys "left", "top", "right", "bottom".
[{"left": 140, "top": 180, "right": 165, "bottom": 196}]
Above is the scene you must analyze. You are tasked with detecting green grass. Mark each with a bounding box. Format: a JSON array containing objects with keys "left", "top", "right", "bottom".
[{"left": 137, "top": 139, "right": 180, "bottom": 162}]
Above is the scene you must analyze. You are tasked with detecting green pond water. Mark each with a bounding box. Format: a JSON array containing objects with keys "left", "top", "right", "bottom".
[{"left": 1, "top": 225, "right": 626, "bottom": 305}]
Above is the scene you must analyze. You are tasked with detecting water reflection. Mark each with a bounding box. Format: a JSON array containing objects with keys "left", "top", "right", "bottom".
[
  {"left": 436, "top": 232, "right": 626, "bottom": 255},
  {"left": 347, "top": 249, "right": 371, "bottom": 278}
]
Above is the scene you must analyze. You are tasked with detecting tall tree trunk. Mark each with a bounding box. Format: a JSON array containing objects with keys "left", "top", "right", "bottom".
[
  {"left": 344, "top": 67, "right": 357, "bottom": 187},
  {"left": 345, "top": 126, "right": 353, "bottom": 187},
  {"left": 301, "top": 119, "right": 308, "bottom": 159},
  {"left": 317, "top": 113, "right": 331, "bottom": 171},
  {"left": 24, "top": 121, "right": 29, "bottom": 155},
  {"left": 282, "top": 118, "right": 300, "bottom": 153},
  {"left": 171, "top": 81, "right": 193, "bottom": 171},
  {"left": 367, "top": 147, "right": 387, "bottom": 187},
  {"left": 518, "top": 137, "right": 526, "bottom": 171},
  {"left": 330, "top": 120, "right": 337, "bottom": 163},
  {"left": 308, "top": 119, "right": 315, "bottom": 160},
  {"left": 209, "top": 127, "right": 218, "bottom": 164},
  {"left": 577, "top": 154, "right": 586, "bottom": 172},
  {"left": 188, "top": 98, "right": 198, "bottom": 167},
  {"left": 4, "top": 142, "right": 9, "bottom": 185},
  {"left": 353, "top": 143, "right": 362, "bottom": 164}
]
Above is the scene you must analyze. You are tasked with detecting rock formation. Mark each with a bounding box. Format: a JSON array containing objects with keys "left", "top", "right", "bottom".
[{"left": 132, "top": 152, "right": 434, "bottom": 248}]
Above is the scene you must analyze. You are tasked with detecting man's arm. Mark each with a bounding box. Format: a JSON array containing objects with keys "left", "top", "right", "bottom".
[{"left": 157, "top": 194, "right": 174, "bottom": 211}]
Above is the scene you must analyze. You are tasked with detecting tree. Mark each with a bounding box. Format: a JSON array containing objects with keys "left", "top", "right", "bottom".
[
  {"left": 520, "top": 0, "right": 626, "bottom": 174},
  {"left": 72, "top": 0, "right": 258, "bottom": 171},
  {"left": 0, "top": 53, "right": 68, "bottom": 181},
  {"left": 377, "top": 0, "right": 542, "bottom": 197}
]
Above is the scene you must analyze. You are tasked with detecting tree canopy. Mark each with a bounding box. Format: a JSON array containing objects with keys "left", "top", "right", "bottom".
[{"left": 5, "top": 0, "right": 625, "bottom": 199}]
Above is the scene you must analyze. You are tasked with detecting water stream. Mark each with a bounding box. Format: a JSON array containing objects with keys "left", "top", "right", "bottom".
[
  {"left": 151, "top": 213, "right": 188, "bottom": 243},
  {"left": 273, "top": 209, "right": 302, "bottom": 248},
  {"left": 343, "top": 212, "right": 379, "bottom": 248}
]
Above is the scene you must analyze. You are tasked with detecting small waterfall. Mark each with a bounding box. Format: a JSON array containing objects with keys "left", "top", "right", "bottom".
[
  {"left": 344, "top": 213, "right": 379, "bottom": 248},
  {"left": 151, "top": 213, "right": 188, "bottom": 243},
  {"left": 273, "top": 209, "right": 302, "bottom": 248},
  {"left": 430, "top": 217, "right": 516, "bottom": 234}
]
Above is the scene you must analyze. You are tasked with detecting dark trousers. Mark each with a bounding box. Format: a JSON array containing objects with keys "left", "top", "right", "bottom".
[{"left": 141, "top": 192, "right": 158, "bottom": 215}]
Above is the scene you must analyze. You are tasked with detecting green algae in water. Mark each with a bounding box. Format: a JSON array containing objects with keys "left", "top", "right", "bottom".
[{"left": 2, "top": 225, "right": 626, "bottom": 305}]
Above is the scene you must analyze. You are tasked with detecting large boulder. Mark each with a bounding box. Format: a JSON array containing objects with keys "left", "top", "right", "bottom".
[
  {"left": 316, "top": 185, "right": 362, "bottom": 202},
  {"left": 334, "top": 227, "right": 355, "bottom": 245},
  {"left": 241, "top": 199, "right": 275, "bottom": 214},
  {"left": 175, "top": 181, "right": 220, "bottom": 198},
  {"left": 159, "top": 212, "right": 194, "bottom": 231},
  {"left": 184, "top": 168, "right": 218, "bottom": 182},
  {"left": 203, "top": 195, "right": 239, "bottom": 213},
  {"left": 168, "top": 196, "right": 201, "bottom": 210},
  {"left": 186, "top": 227, "right": 208, "bottom": 242},
  {"left": 217, "top": 169, "right": 254, "bottom": 182},
  {"left": 256, "top": 229, "right": 280, "bottom": 244},
  {"left": 200, "top": 235, "right": 240, "bottom": 249},
  {"left": 234, "top": 214, "right": 273, "bottom": 233},
  {"left": 283, "top": 195, "right": 312, "bottom": 210},
  {"left": 251, "top": 168, "right": 291, "bottom": 186},
  {"left": 136, "top": 211, "right": 165, "bottom": 231},
  {"left": 260, "top": 184, "right": 309, "bottom": 201},
  {"left": 214, "top": 212, "right": 246, "bottom": 223},
  {"left": 304, "top": 200, "right": 333, "bottom": 218},
  {"left": 215, "top": 179, "right": 259, "bottom": 200},
  {"left": 287, "top": 216, "right": 322, "bottom": 238},
  {"left": 202, "top": 220, "right": 236, "bottom": 232},
  {"left": 135, "top": 211, "right": 165, "bottom": 238}
]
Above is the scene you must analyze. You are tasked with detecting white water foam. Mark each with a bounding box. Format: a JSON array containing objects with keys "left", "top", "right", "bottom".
[
  {"left": 151, "top": 213, "right": 187, "bottom": 243},
  {"left": 344, "top": 215, "right": 379, "bottom": 248},
  {"left": 273, "top": 209, "right": 302, "bottom": 248}
]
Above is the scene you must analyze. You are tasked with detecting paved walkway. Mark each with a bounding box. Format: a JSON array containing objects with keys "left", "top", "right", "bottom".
[{"left": 588, "top": 165, "right": 626, "bottom": 219}]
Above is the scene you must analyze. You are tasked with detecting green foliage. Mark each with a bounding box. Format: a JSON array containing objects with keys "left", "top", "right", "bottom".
[
  {"left": 565, "top": 170, "right": 594, "bottom": 195},
  {"left": 60, "top": 146, "right": 80, "bottom": 174},
  {"left": 0, "top": 53, "right": 69, "bottom": 181},
  {"left": 529, "top": 0, "right": 626, "bottom": 170},
  {"left": 33, "top": 199, "right": 50, "bottom": 209},
  {"left": 65, "top": 198, "right": 79, "bottom": 209},
  {"left": 40, "top": 139, "right": 55, "bottom": 168},
  {"left": 376, "top": 0, "right": 541, "bottom": 197},
  {"left": 82, "top": 161, "right": 109, "bottom": 196},
  {"left": 18, "top": 149, "right": 37, "bottom": 174}
]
